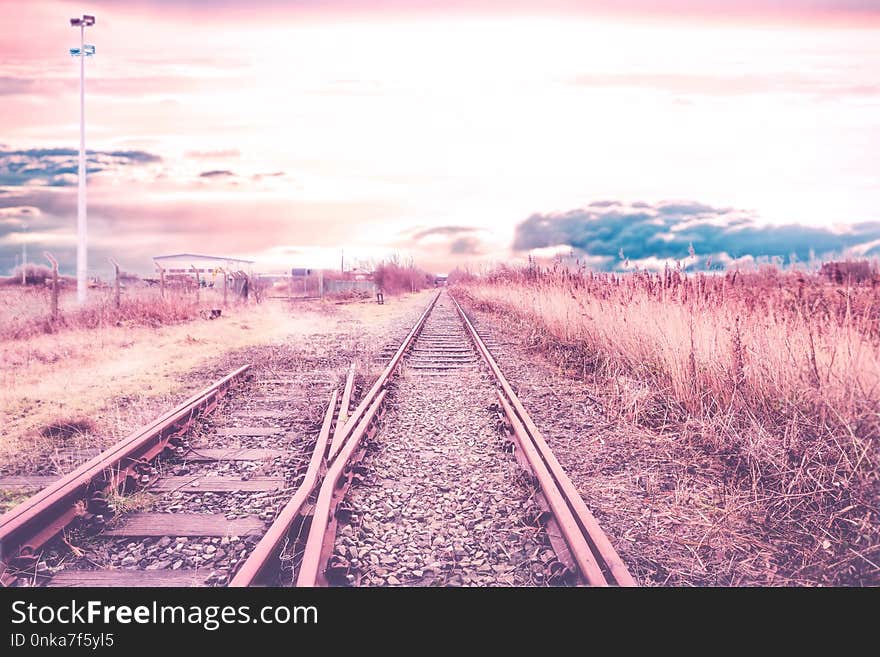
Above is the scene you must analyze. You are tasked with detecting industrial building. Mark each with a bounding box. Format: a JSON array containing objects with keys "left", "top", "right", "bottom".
[{"left": 152, "top": 253, "right": 254, "bottom": 280}]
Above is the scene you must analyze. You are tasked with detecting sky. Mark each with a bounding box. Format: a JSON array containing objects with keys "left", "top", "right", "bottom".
[{"left": 1, "top": 0, "right": 879, "bottom": 276}]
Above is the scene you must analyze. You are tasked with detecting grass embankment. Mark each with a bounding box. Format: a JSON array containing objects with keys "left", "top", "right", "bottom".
[{"left": 454, "top": 265, "right": 879, "bottom": 584}]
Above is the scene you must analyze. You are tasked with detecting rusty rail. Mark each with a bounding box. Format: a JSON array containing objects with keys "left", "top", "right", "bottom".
[
  {"left": 296, "top": 391, "right": 387, "bottom": 587},
  {"left": 0, "top": 364, "right": 251, "bottom": 585},
  {"left": 293, "top": 290, "right": 634, "bottom": 587},
  {"left": 450, "top": 294, "right": 636, "bottom": 586},
  {"left": 229, "top": 388, "right": 338, "bottom": 587},
  {"left": 14, "top": 288, "right": 631, "bottom": 588},
  {"left": 328, "top": 362, "right": 356, "bottom": 459},
  {"left": 326, "top": 291, "right": 440, "bottom": 463},
  {"left": 295, "top": 291, "right": 440, "bottom": 586}
]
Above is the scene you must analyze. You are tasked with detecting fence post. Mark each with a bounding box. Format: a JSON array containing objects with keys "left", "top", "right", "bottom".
[
  {"left": 191, "top": 265, "right": 200, "bottom": 305},
  {"left": 44, "top": 252, "right": 59, "bottom": 323},
  {"left": 221, "top": 268, "right": 228, "bottom": 307},
  {"left": 110, "top": 258, "right": 121, "bottom": 309},
  {"left": 157, "top": 264, "right": 166, "bottom": 299},
  {"left": 318, "top": 269, "right": 324, "bottom": 298}
]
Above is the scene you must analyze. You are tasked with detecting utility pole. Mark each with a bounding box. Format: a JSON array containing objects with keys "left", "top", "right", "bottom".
[
  {"left": 69, "top": 14, "right": 96, "bottom": 305},
  {"left": 340, "top": 248, "right": 344, "bottom": 275}
]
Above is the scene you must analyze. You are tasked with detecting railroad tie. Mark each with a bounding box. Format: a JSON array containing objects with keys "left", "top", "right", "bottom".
[
  {"left": 49, "top": 570, "right": 212, "bottom": 587},
  {"left": 101, "top": 512, "right": 264, "bottom": 537},
  {"left": 183, "top": 447, "right": 285, "bottom": 461}
]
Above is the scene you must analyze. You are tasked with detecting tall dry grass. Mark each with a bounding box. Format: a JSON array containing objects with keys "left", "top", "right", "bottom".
[
  {"left": 454, "top": 263, "right": 880, "bottom": 584},
  {"left": 0, "top": 285, "right": 215, "bottom": 341}
]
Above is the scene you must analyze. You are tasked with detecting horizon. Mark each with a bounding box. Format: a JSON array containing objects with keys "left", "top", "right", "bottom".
[{"left": 2, "top": 1, "right": 880, "bottom": 278}]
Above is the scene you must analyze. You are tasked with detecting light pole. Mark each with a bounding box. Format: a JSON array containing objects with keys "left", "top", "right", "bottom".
[{"left": 69, "top": 14, "right": 95, "bottom": 305}]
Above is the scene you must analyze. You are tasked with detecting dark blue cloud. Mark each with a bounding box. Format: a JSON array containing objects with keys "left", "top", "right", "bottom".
[
  {"left": 0, "top": 148, "right": 161, "bottom": 187},
  {"left": 2, "top": 148, "right": 160, "bottom": 162},
  {"left": 104, "top": 150, "right": 162, "bottom": 163},
  {"left": 199, "top": 169, "right": 235, "bottom": 178},
  {"left": 656, "top": 201, "right": 730, "bottom": 216},
  {"left": 512, "top": 200, "right": 880, "bottom": 267}
]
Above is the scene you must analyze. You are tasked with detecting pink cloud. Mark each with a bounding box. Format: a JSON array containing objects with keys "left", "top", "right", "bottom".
[
  {"left": 71, "top": 0, "right": 880, "bottom": 24},
  {"left": 1, "top": 0, "right": 878, "bottom": 275}
]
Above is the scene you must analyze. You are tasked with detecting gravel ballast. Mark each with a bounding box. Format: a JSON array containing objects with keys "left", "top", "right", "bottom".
[{"left": 330, "top": 295, "right": 560, "bottom": 586}]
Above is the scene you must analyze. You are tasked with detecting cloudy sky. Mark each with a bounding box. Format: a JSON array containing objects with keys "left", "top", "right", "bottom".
[{"left": 1, "top": 0, "right": 879, "bottom": 276}]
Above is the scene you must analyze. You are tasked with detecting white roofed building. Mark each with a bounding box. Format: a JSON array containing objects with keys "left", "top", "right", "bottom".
[{"left": 152, "top": 253, "right": 254, "bottom": 279}]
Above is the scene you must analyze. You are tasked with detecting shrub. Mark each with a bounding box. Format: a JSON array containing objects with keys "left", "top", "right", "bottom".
[
  {"left": 5, "top": 264, "right": 55, "bottom": 286},
  {"left": 373, "top": 260, "right": 433, "bottom": 295}
]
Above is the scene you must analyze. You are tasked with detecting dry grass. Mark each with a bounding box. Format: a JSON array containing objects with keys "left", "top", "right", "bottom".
[
  {"left": 0, "top": 300, "right": 305, "bottom": 472},
  {"left": 454, "top": 263, "right": 880, "bottom": 585},
  {"left": 326, "top": 287, "right": 373, "bottom": 302},
  {"left": 0, "top": 285, "right": 220, "bottom": 341},
  {"left": 39, "top": 418, "right": 98, "bottom": 440},
  {"left": 0, "top": 290, "right": 432, "bottom": 476}
]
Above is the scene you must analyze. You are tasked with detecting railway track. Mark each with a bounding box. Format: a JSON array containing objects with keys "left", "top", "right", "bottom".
[
  {"left": 0, "top": 360, "right": 339, "bottom": 587},
  {"left": 0, "top": 290, "right": 634, "bottom": 587}
]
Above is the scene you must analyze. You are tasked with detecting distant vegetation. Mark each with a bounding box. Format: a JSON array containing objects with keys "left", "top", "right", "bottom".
[
  {"left": 3, "top": 264, "right": 60, "bottom": 286},
  {"left": 452, "top": 260, "right": 879, "bottom": 584},
  {"left": 373, "top": 258, "right": 434, "bottom": 295}
]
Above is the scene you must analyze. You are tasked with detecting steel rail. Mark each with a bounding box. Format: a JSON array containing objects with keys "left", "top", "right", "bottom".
[
  {"left": 450, "top": 294, "right": 636, "bottom": 587},
  {"left": 229, "top": 388, "right": 338, "bottom": 587},
  {"left": 326, "top": 291, "right": 440, "bottom": 463},
  {"left": 0, "top": 364, "right": 251, "bottom": 584},
  {"left": 328, "top": 362, "right": 356, "bottom": 458},
  {"left": 296, "top": 291, "right": 441, "bottom": 586},
  {"left": 296, "top": 390, "right": 387, "bottom": 587},
  {"left": 495, "top": 391, "right": 608, "bottom": 585}
]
